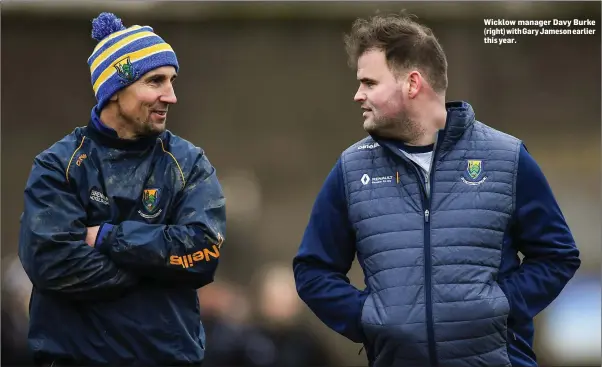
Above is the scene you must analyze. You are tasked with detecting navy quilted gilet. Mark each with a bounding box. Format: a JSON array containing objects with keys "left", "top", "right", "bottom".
[{"left": 340, "top": 102, "right": 521, "bottom": 367}]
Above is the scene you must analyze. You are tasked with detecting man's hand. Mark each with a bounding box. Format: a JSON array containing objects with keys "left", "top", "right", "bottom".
[{"left": 86, "top": 226, "right": 100, "bottom": 247}]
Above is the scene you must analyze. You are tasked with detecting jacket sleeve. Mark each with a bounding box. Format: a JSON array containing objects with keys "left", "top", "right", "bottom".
[
  {"left": 95, "top": 151, "right": 226, "bottom": 289},
  {"left": 498, "top": 144, "right": 581, "bottom": 321},
  {"left": 293, "top": 158, "right": 368, "bottom": 344},
  {"left": 18, "top": 153, "right": 138, "bottom": 301}
]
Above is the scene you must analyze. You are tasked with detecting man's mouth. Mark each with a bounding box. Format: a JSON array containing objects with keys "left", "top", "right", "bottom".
[{"left": 151, "top": 110, "right": 167, "bottom": 118}]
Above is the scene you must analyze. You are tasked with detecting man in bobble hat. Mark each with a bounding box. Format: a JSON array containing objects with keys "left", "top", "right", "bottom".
[{"left": 18, "top": 12, "right": 225, "bottom": 366}]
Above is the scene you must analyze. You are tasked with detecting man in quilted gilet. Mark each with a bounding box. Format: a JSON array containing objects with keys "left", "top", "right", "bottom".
[{"left": 293, "top": 12, "right": 580, "bottom": 367}]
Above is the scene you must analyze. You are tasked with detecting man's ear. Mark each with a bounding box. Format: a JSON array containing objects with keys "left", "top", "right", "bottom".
[{"left": 110, "top": 91, "right": 119, "bottom": 102}]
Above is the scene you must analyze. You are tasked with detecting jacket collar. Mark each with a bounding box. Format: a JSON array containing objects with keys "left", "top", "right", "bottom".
[{"left": 438, "top": 101, "right": 475, "bottom": 154}]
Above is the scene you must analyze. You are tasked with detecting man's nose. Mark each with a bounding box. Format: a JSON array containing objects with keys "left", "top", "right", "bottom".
[
  {"left": 354, "top": 89, "right": 366, "bottom": 103},
  {"left": 161, "top": 84, "right": 177, "bottom": 104}
]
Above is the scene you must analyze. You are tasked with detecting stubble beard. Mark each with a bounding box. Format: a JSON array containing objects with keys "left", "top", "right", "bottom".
[
  {"left": 364, "top": 111, "right": 423, "bottom": 143},
  {"left": 117, "top": 106, "right": 165, "bottom": 139},
  {"left": 139, "top": 118, "right": 166, "bottom": 137}
]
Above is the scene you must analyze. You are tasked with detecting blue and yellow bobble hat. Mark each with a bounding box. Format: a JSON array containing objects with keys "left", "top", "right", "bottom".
[{"left": 88, "top": 12, "right": 179, "bottom": 110}]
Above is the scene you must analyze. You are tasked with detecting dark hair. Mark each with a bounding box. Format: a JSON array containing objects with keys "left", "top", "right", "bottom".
[{"left": 344, "top": 12, "right": 448, "bottom": 93}]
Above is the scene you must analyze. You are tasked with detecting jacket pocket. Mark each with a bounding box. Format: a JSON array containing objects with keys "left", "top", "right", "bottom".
[
  {"left": 491, "top": 280, "right": 513, "bottom": 366},
  {"left": 359, "top": 290, "right": 371, "bottom": 344},
  {"left": 359, "top": 290, "right": 378, "bottom": 363},
  {"left": 496, "top": 278, "right": 518, "bottom": 342},
  {"left": 493, "top": 280, "right": 511, "bottom": 316}
]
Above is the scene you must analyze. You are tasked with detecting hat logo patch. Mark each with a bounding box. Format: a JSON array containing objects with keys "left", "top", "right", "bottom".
[{"left": 113, "top": 56, "right": 138, "bottom": 83}]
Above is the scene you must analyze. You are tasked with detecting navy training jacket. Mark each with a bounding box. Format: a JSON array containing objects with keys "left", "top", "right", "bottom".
[{"left": 18, "top": 117, "right": 226, "bottom": 366}]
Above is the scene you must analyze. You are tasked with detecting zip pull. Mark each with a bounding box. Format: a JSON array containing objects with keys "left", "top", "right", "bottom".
[
  {"left": 424, "top": 209, "right": 430, "bottom": 223},
  {"left": 358, "top": 346, "right": 365, "bottom": 355}
]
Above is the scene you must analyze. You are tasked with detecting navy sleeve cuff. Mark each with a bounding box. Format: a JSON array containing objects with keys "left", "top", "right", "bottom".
[{"left": 95, "top": 223, "right": 114, "bottom": 254}]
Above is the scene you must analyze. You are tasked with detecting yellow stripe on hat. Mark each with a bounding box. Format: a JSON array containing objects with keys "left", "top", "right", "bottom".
[
  {"left": 90, "top": 31, "right": 156, "bottom": 75},
  {"left": 88, "top": 25, "right": 143, "bottom": 62},
  {"left": 93, "top": 43, "right": 174, "bottom": 94}
]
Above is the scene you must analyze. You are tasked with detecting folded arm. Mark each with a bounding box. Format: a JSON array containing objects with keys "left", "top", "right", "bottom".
[
  {"left": 18, "top": 155, "right": 138, "bottom": 301},
  {"left": 96, "top": 151, "right": 226, "bottom": 289}
]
